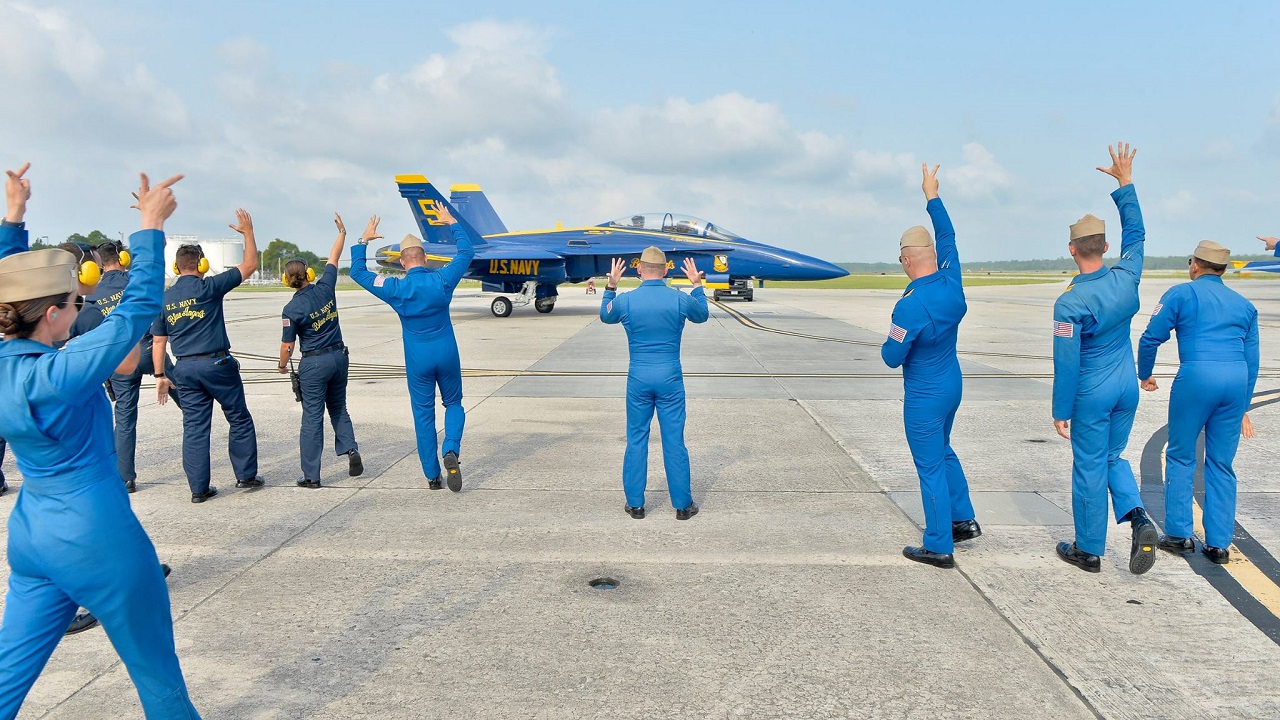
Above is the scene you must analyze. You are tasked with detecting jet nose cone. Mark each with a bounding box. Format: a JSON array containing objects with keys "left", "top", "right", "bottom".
[{"left": 791, "top": 254, "right": 849, "bottom": 280}]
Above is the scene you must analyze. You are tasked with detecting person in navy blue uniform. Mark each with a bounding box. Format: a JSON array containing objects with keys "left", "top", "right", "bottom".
[
  {"left": 67, "top": 240, "right": 181, "bottom": 492},
  {"left": 0, "top": 167, "right": 201, "bottom": 718},
  {"left": 350, "top": 209, "right": 474, "bottom": 491},
  {"left": 881, "top": 164, "right": 979, "bottom": 569},
  {"left": 1052, "top": 142, "right": 1159, "bottom": 575},
  {"left": 600, "top": 247, "right": 709, "bottom": 520},
  {"left": 1138, "top": 241, "right": 1259, "bottom": 565},
  {"left": 152, "top": 209, "right": 264, "bottom": 503},
  {"left": 278, "top": 213, "right": 362, "bottom": 488}
]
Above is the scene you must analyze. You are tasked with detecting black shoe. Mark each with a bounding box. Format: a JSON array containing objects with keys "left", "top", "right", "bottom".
[
  {"left": 296, "top": 478, "right": 321, "bottom": 489},
  {"left": 443, "top": 452, "right": 462, "bottom": 492},
  {"left": 427, "top": 477, "right": 443, "bottom": 490},
  {"left": 161, "top": 563, "right": 172, "bottom": 578},
  {"left": 625, "top": 504, "right": 645, "bottom": 519},
  {"left": 1158, "top": 535, "right": 1195, "bottom": 553},
  {"left": 191, "top": 486, "right": 218, "bottom": 503},
  {"left": 1129, "top": 510, "right": 1158, "bottom": 575},
  {"left": 0, "top": 477, "right": 8, "bottom": 496},
  {"left": 65, "top": 609, "right": 99, "bottom": 636},
  {"left": 1056, "top": 541, "right": 1101, "bottom": 573},
  {"left": 903, "top": 545, "right": 956, "bottom": 568},
  {"left": 676, "top": 502, "right": 699, "bottom": 521},
  {"left": 125, "top": 478, "right": 136, "bottom": 493},
  {"left": 235, "top": 476, "right": 265, "bottom": 489},
  {"left": 1203, "top": 545, "right": 1230, "bottom": 565},
  {"left": 952, "top": 519, "right": 982, "bottom": 543},
  {"left": 348, "top": 450, "right": 364, "bottom": 477}
]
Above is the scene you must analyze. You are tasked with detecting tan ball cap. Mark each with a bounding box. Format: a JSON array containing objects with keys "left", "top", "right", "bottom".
[
  {"left": 899, "top": 226, "right": 933, "bottom": 248},
  {"left": 399, "top": 234, "right": 424, "bottom": 251},
  {"left": 1070, "top": 214, "right": 1105, "bottom": 241},
  {"left": 1193, "top": 240, "right": 1230, "bottom": 265},
  {"left": 0, "top": 249, "right": 78, "bottom": 303},
  {"left": 640, "top": 246, "right": 666, "bottom": 265}
]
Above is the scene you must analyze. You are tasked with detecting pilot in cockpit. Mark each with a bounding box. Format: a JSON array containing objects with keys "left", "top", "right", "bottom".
[{"left": 630, "top": 215, "right": 645, "bottom": 228}]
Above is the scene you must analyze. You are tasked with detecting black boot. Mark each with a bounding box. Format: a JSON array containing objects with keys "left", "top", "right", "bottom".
[
  {"left": 1158, "top": 535, "right": 1195, "bottom": 553},
  {"left": 348, "top": 450, "right": 364, "bottom": 477},
  {"left": 1128, "top": 507, "right": 1158, "bottom": 575},
  {"left": 1202, "top": 545, "right": 1230, "bottom": 565},
  {"left": 443, "top": 452, "right": 462, "bottom": 492},
  {"left": 952, "top": 519, "right": 982, "bottom": 543},
  {"left": 1056, "top": 541, "right": 1101, "bottom": 573},
  {"left": 903, "top": 546, "right": 955, "bottom": 569}
]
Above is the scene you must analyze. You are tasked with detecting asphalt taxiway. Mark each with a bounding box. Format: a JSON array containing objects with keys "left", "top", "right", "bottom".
[{"left": 4, "top": 278, "right": 1280, "bottom": 719}]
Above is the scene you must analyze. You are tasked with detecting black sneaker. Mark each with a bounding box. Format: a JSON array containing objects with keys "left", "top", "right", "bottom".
[
  {"left": 235, "top": 477, "right": 265, "bottom": 489},
  {"left": 903, "top": 545, "right": 956, "bottom": 569},
  {"left": 1129, "top": 509, "right": 1158, "bottom": 575},
  {"left": 161, "top": 563, "right": 172, "bottom": 578},
  {"left": 625, "top": 504, "right": 645, "bottom": 519},
  {"left": 191, "top": 486, "right": 218, "bottom": 504},
  {"left": 1158, "top": 535, "right": 1195, "bottom": 553},
  {"left": 443, "top": 452, "right": 462, "bottom": 492},
  {"left": 676, "top": 502, "right": 700, "bottom": 521},
  {"left": 0, "top": 476, "right": 8, "bottom": 496},
  {"left": 296, "top": 478, "right": 321, "bottom": 489},
  {"left": 125, "top": 479, "right": 136, "bottom": 493},
  {"left": 952, "top": 519, "right": 982, "bottom": 543},
  {"left": 348, "top": 450, "right": 364, "bottom": 477},
  {"left": 427, "top": 477, "right": 443, "bottom": 490},
  {"left": 1056, "top": 541, "right": 1101, "bottom": 573}
]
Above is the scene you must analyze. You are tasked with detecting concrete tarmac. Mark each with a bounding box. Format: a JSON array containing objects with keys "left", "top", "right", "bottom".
[{"left": 4, "top": 277, "right": 1280, "bottom": 719}]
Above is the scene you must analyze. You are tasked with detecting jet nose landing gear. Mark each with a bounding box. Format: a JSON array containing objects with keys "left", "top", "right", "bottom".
[
  {"left": 489, "top": 281, "right": 557, "bottom": 317},
  {"left": 491, "top": 296, "right": 513, "bottom": 317}
]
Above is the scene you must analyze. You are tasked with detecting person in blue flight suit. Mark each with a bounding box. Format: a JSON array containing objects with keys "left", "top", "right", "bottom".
[
  {"left": 881, "top": 163, "right": 979, "bottom": 569},
  {"left": 600, "top": 247, "right": 709, "bottom": 520},
  {"left": 152, "top": 209, "right": 264, "bottom": 503},
  {"left": 350, "top": 208, "right": 474, "bottom": 491},
  {"left": 1052, "top": 142, "right": 1159, "bottom": 575},
  {"left": 66, "top": 240, "right": 182, "bottom": 493},
  {"left": 1138, "top": 241, "right": 1259, "bottom": 565},
  {"left": 278, "top": 213, "right": 363, "bottom": 488},
  {"left": 0, "top": 168, "right": 201, "bottom": 718}
]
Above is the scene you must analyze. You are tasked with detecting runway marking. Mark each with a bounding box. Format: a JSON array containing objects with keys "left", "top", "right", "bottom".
[{"left": 1141, "top": 389, "right": 1280, "bottom": 644}]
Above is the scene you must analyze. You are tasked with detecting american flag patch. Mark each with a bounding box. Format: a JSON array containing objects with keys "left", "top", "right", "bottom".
[
  {"left": 1053, "top": 321, "right": 1074, "bottom": 338},
  {"left": 888, "top": 323, "right": 907, "bottom": 343},
  {"left": 374, "top": 276, "right": 387, "bottom": 287},
  {"left": 1151, "top": 303, "right": 1163, "bottom": 317},
  {"left": 282, "top": 318, "right": 290, "bottom": 327}
]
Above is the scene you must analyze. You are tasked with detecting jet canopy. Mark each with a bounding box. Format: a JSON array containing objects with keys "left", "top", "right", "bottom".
[{"left": 601, "top": 213, "right": 743, "bottom": 241}]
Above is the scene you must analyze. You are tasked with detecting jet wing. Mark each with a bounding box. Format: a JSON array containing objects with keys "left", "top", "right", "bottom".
[{"left": 555, "top": 243, "right": 735, "bottom": 256}]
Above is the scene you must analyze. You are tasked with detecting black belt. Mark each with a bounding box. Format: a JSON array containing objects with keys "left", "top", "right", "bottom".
[
  {"left": 177, "top": 350, "right": 230, "bottom": 361},
  {"left": 302, "top": 344, "right": 346, "bottom": 358}
]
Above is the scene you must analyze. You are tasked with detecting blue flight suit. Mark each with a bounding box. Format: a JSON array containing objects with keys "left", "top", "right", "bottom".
[
  {"left": 151, "top": 269, "right": 258, "bottom": 494},
  {"left": 1138, "top": 275, "right": 1259, "bottom": 549},
  {"left": 0, "top": 222, "right": 24, "bottom": 492},
  {"left": 1052, "top": 184, "right": 1147, "bottom": 557},
  {"left": 0, "top": 228, "right": 200, "bottom": 718},
  {"left": 350, "top": 228, "right": 474, "bottom": 480},
  {"left": 282, "top": 263, "right": 358, "bottom": 480},
  {"left": 881, "top": 198, "right": 975, "bottom": 554},
  {"left": 600, "top": 279, "right": 709, "bottom": 509}
]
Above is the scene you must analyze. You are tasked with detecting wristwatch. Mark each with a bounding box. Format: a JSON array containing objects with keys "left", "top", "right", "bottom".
[{"left": 154, "top": 372, "right": 165, "bottom": 379}]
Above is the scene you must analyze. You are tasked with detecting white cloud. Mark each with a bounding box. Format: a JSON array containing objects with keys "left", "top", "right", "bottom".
[{"left": 946, "top": 142, "right": 1011, "bottom": 202}]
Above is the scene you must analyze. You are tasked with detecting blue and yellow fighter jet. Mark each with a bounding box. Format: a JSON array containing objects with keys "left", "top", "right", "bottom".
[{"left": 378, "top": 175, "right": 849, "bottom": 317}]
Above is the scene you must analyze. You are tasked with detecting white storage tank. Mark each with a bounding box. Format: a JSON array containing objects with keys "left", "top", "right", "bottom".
[{"left": 164, "top": 236, "right": 244, "bottom": 278}]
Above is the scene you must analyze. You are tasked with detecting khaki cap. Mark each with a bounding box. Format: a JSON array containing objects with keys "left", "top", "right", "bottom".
[
  {"left": 0, "top": 249, "right": 78, "bottom": 303},
  {"left": 899, "top": 226, "right": 933, "bottom": 248},
  {"left": 640, "top": 246, "right": 666, "bottom": 265},
  {"left": 1193, "top": 240, "right": 1230, "bottom": 265},
  {"left": 399, "top": 234, "right": 424, "bottom": 251},
  {"left": 1070, "top": 214, "right": 1105, "bottom": 241}
]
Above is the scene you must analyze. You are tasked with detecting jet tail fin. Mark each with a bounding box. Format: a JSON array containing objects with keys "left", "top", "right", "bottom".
[
  {"left": 449, "top": 184, "right": 508, "bottom": 235},
  {"left": 394, "top": 175, "right": 487, "bottom": 246}
]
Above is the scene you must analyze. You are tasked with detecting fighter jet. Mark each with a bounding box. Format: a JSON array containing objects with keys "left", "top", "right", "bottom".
[{"left": 377, "top": 175, "right": 849, "bottom": 317}]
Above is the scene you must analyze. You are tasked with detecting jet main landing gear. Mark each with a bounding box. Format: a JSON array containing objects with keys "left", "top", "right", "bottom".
[{"left": 491, "top": 296, "right": 513, "bottom": 317}]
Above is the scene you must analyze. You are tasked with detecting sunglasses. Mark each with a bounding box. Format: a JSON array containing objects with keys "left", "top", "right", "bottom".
[
  {"left": 57, "top": 295, "right": 85, "bottom": 311},
  {"left": 1187, "top": 258, "right": 1194, "bottom": 266}
]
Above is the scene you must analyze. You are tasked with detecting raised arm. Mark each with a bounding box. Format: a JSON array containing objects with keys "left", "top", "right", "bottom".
[
  {"left": 679, "top": 257, "right": 709, "bottom": 323},
  {"left": 54, "top": 173, "right": 181, "bottom": 399},
  {"left": 350, "top": 215, "right": 401, "bottom": 303},
  {"left": 1137, "top": 287, "right": 1180, "bottom": 386},
  {"left": 1257, "top": 236, "right": 1280, "bottom": 258},
  {"left": 231, "top": 208, "right": 259, "bottom": 279},
  {"left": 600, "top": 258, "right": 626, "bottom": 324},
  {"left": 328, "top": 213, "right": 348, "bottom": 268},
  {"left": 1, "top": 162, "right": 32, "bottom": 259},
  {"left": 433, "top": 203, "right": 476, "bottom": 290},
  {"left": 1097, "top": 143, "right": 1144, "bottom": 279},
  {"left": 923, "top": 162, "right": 959, "bottom": 281}
]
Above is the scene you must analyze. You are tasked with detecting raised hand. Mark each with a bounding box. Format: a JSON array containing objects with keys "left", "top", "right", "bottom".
[
  {"left": 1242, "top": 413, "right": 1255, "bottom": 440},
  {"left": 334, "top": 213, "right": 346, "bottom": 235},
  {"left": 1140, "top": 377, "right": 1158, "bottom": 392},
  {"left": 433, "top": 201, "right": 457, "bottom": 225},
  {"left": 5, "top": 162, "right": 30, "bottom": 223},
  {"left": 1096, "top": 141, "right": 1136, "bottom": 187},
  {"left": 228, "top": 208, "right": 253, "bottom": 236},
  {"left": 921, "top": 163, "right": 940, "bottom": 200},
  {"left": 361, "top": 215, "right": 382, "bottom": 244},
  {"left": 134, "top": 172, "right": 184, "bottom": 231},
  {"left": 607, "top": 257, "right": 626, "bottom": 287},
  {"left": 1258, "top": 236, "right": 1279, "bottom": 252},
  {"left": 682, "top": 257, "right": 702, "bottom": 285}
]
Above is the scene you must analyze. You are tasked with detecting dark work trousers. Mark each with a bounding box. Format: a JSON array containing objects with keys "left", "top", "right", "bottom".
[
  {"left": 108, "top": 357, "right": 181, "bottom": 484},
  {"left": 298, "top": 350, "right": 358, "bottom": 480},
  {"left": 172, "top": 355, "right": 258, "bottom": 494}
]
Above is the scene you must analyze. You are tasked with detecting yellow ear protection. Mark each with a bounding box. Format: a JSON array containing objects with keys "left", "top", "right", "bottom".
[
  {"left": 281, "top": 259, "right": 316, "bottom": 287},
  {"left": 64, "top": 242, "right": 102, "bottom": 287},
  {"left": 97, "top": 240, "right": 131, "bottom": 269},
  {"left": 173, "top": 244, "right": 210, "bottom": 275}
]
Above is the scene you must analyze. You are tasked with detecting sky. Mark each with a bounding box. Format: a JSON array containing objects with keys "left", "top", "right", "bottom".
[{"left": 3, "top": 1, "right": 1280, "bottom": 263}]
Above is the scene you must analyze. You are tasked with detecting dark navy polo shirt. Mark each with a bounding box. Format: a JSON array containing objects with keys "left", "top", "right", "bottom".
[
  {"left": 69, "top": 269, "right": 129, "bottom": 339},
  {"left": 281, "top": 264, "right": 344, "bottom": 353},
  {"left": 150, "top": 269, "right": 243, "bottom": 356}
]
